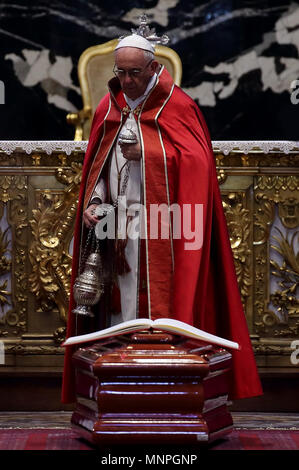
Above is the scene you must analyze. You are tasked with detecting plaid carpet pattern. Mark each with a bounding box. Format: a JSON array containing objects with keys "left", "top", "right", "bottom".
[{"left": 0, "top": 429, "right": 299, "bottom": 450}]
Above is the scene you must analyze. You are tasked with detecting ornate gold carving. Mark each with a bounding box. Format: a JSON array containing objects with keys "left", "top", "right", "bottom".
[
  {"left": 278, "top": 198, "right": 299, "bottom": 229},
  {"left": 53, "top": 326, "right": 67, "bottom": 345},
  {"left": 5, "top": 343, "right": 65, "bottom": 355},
  {"left": 270, "top": 228, "right": 299, "bottom": 318},
  {"left": 0, "top": 227, "right": 11, "bottom": 274},
  {"left": 216, "top": 168, "right": 227, "bottom": 185},
  {"left": 0, "top": 281, "right": 10, "bottom": 313},
  {"left": 253, "top": 176, "right": 298, "bottom": 244},
  {"left": 241, "top": 155, "right": 249, "bottom": 166},
  {"left": 256, "top": 175, "right": 299, "bottom": 192},
  {"left": 253, "top": 344, "right": 285, "bottom": 354},
  {"left": 0, "top": 175, "right": 28, "bottom": 338},
  {"left": 31, "top": 154, "right": 41, "bottom": 166},
  {"left": 215, "top": 154, "right": 225, "bottom": 167},
  {"left": 0, "top": 227, "right": 11, "bottom": 314},
  {"left": 0, "top": 175, "right": 27, "bottom": 203},
  {"left": 253, "top": 175, "right": 299, "bottom": 339},
  {"left": 57, "top": 153, "right": 67, "bottom": 166},
  {"left": 29, "top": 163, "right": 82, "bottom": 325},
  {"left": 215, "top": 154, "right": 227, "bottom": 184},
  {"left": 273, "top": 323, "right": 299, "bottom": 337},
  {"left": 253, "top": 193, "right": 275, "bottom": 245},
  {"left": 222, "top": 192, "right": 251, "bottom": 305},
  {"left": 213, "top": 152, "right": 299, "bottom": 168}
]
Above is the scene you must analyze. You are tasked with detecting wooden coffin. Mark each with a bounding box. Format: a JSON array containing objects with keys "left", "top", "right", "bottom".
[{"left": 71, "top": 330, "right": 233, "bottom": 446}]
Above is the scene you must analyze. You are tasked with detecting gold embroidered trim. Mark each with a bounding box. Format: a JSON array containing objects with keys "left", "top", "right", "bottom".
[{"left": 122, "top": 105, "right": 142, "bottom": 116}]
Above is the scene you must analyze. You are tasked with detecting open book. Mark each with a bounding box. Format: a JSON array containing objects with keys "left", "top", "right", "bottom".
[{"left": 62, "top": 318, "right": 240, "bottom": 350}]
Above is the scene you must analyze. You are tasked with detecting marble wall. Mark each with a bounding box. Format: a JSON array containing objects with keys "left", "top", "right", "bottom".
[{"left": 0, "top": 0, "right": 298, "bottom": 140}]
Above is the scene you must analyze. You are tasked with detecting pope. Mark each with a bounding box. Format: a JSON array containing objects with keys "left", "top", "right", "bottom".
[{"left": 61, "top": 22, "right": 262, "bottom": 403}]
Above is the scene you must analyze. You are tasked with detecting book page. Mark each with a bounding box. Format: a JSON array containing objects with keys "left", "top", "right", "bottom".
[
  {"left": 62, "top": 317, "right": 239, "bottom": 350},
  {"left": 153, "top": 318, "right": 240, "bottom": 350},
  {"left": 62, "top": 318, "right": 153, "bottom": 347}
]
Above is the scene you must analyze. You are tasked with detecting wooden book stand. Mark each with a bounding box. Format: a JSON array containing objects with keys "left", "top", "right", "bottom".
[{"left": 71, "top": 330, "right": 233, "bottom": 446}]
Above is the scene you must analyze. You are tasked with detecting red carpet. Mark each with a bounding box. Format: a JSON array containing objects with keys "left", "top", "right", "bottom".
[{"left": 0, "top": 429, "right": 299, "bottom": 450}]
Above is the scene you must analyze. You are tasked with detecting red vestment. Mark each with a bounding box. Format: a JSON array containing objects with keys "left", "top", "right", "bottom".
[{"left": 61, "top": 67, "right": 262, "bottom": 403}]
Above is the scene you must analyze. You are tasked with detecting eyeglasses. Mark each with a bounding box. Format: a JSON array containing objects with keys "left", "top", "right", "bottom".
[{"left": 113, "top": 59, "right": 153, "bottom": 78}]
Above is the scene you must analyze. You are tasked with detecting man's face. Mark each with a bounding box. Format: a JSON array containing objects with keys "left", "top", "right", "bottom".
[{"left": 114, "top": 47, "right": 157, "bottom": 100}]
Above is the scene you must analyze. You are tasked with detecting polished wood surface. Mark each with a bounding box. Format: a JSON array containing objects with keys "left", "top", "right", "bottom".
[{"left": 71, "top": 330, "right": 233, "bottom": 446}]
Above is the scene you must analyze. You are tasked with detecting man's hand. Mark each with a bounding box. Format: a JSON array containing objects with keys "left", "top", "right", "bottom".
[
  {"left": 119, "top": 142, "right": 141, "bottom": 161},
  {"left": 83, "top": 204, "right": 100, "bottom": 228}
]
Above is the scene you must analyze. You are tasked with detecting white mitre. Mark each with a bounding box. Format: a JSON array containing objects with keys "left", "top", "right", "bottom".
[{"left": 115, "top": 33, "right": 155, "bottom": 53}]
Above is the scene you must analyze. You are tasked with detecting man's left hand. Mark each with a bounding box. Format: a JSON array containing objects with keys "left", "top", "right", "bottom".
[{"left": 119, "top": 142, "right": 141, "bottom": 161}]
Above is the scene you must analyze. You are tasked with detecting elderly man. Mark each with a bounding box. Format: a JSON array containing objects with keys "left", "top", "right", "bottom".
[
  {"left": 83, "top": 42, "right": 159, "bottom": 326},
  {"left": 62, "top": 28, "right": 262, "bottom": 404}
]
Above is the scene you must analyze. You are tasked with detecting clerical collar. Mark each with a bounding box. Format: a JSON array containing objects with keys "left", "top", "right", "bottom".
[{"left": 124, "top": 73, "right": 157, "bottom": 110}]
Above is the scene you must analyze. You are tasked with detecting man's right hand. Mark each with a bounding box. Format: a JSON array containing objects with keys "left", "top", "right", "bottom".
[{"left": 83, "top": 204, "right": 100, "bottom": 228}]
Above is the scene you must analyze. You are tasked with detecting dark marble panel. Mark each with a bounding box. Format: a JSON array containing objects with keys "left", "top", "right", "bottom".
[{"left": 0, "top": 0, "right": 298, "bottom": 139}]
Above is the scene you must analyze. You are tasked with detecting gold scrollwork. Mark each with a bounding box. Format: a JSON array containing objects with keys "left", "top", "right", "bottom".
[
  {"left": 256, "top": 175, "right": 299, "bottom": 192},
  {"left": 270, "top": 227, "right": 299, "bottom": 319},
  {"left": 0, "top": 227, "right": 10, "bottom": 274},
  {"left": 29, "top": 162, "right": 82, "bottom": 325},
  {"left": 0, "top": 175, "right": 28, "bottom": 337},
  {"left": 0, "top": 175, "right": 27, "bottom": 203},
  {"left": 0, "top": 227, "right": 11, "bottom": 313},
  {"left": 215, "top": 154, "right": 225, "bottom": 167},
  {"left": 57, "top": 153, "right": 67, "bottom": 166},
  {"left": 273, "top": 323, "right": 299, "bottom": 337},
  {"left": 253, "top": 175, "right": 299, "bottom": 338},
  {"left": 241, "top": 155, "right": 249, "bottom": 167},
  {"left": 216, "top": 168, "right": 227, "bottom": 185},
  {"left": 5, "top": 343, "right": 65, "bottom": 355},
  {"left": 253, "top": 344, "right": 284, "bottom": 354},
  {"left": 0, "top": 281, "right": 10, "bottom": 313},
  {"left": 222, "top": 193, "right": 252, "bottom": 304},
  {"left": 53, "top": 326, "right": 67, "bottom": 345},
  {"left": 31, "top": 154, "right": 41, "bottom": 166},
  {"left": 278, "top": 197, "right": 299, "bottom": 229},
  {"left": 254, "top": 193, "right": 275, "bottom": 245}
]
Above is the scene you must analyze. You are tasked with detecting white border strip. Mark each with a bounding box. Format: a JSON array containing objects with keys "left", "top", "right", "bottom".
[
  {"left": 0, "top": 140, "right": 298, "bottom": 156},
  {"left": 154, "top": 83, "right": 175, "bottom": 270}
]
